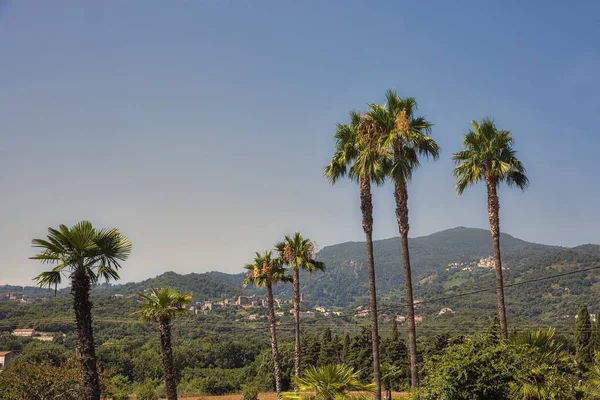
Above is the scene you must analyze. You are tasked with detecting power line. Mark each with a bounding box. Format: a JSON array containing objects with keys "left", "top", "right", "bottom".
[{"left": 414, "top": 263, "right": 600, "bottom": 305}]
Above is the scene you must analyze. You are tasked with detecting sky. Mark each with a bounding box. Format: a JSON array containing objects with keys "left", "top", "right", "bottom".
[{"left": 1, "top": 1, "right": 599, "bottom": 286}]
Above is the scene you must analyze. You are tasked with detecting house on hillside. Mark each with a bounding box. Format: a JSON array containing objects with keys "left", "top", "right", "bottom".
[
  {"left": 12, "top": 329, "right": 35, "bottom": 337},
  {"left": 0, "top": 351, "right": 15, "bottom": 370},
  {"left": 414, "top": 315, "right": 423, "bottom": 323},
  {"left": 438, "top": 307, "right": 455, "bottom": 316}
]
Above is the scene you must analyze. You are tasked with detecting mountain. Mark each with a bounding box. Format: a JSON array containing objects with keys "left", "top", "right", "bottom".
[
  {"left": 269, "top": 227, "right": 562, "bottom": 306},
  {"left": 8, "top": 227, "right": 600, "bottom": 324},
  {"left": 93, "top": 271, "right": 247, "bottom": 301}
]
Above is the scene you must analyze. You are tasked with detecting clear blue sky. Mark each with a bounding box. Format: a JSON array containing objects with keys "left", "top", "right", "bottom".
[{"left": 1, "top": 1, "right": 599, "bottom": 285}]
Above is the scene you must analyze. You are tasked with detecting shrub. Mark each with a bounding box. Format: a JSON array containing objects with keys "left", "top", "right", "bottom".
[
  {"left": 242, "top": 385, "right": 259, "bottom": 400},
  {"left": 135, "top": 382, "right": 159, "bottom": 400},
  {"left": 0, "top": 358, "right": 84, "bottom": 400},
  {"left": 107, "top": 374, "right": 132, "bottom": 400}
]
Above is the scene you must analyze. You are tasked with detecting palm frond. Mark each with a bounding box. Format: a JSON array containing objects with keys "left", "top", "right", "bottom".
[{"left": 453, "top": 117, "right": 528, "bottom": 194}]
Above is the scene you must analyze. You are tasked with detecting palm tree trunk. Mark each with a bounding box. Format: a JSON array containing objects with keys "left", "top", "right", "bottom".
[
  {"left": 394, "top": 180, "right": 419, "bottom": 388},
  {"left": 72, "top": 266, "right": 100, "bottom": 400},
  {"left": 159, "top": 317, "right": 178, "bottom": 400},
  {"left": 266, "top": 280, "right": 283, "bottom": 399},
  {"left": 360, "top": 176, "right": 382, "bottom": 400},
  {"left": 293, "top": 267, "right": 301, "bottom": 383},
  {"left": 486, "top": 176, "right": 508, "bottom": 339}
]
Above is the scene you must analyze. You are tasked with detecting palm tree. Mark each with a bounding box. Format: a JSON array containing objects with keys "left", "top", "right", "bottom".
[
  {"left": 324, "top": 110, "right": 389, "bottom": 400},
  {"left": 509, "top": 328, "right": 577, "bottom": 399},
  {"left": 31, "top": 221, "right": 132, "bottom": 400},
  {"left": 367, "top": 90, "right": 439, "bottom": 387},
  {"left": 453, "top": 118, "right": 529, "bottom": 338},
  {"left": 283, "top": 364, "right": 376, "bottom": 400},
  {"left": 244, "top": 251, "right": 293, "bottom": 399},
  {"left": 133, "top": 287, "right": 192, "bottom": 400},
  {"left": 276, "top": 232, "right": 326, "bottom": 381}
]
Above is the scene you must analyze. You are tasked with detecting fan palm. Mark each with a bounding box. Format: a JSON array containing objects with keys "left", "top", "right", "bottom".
[
  {"left": 284, "top": 364, "right": 376, "bottom": 400},
  {"left": 324, "top": 110, "right": 389, "bottom": 400},
  {"left": 244, "top": 251, "right": 293, "bottom": 399},
  {"left": 276, "top": 233, "right": 326, "bottom": 381},
  {"left": 30, "top": 221, "right": 132, "bottom": 400},
  {"left": 366, "top": 90, "right": 439, "bottom": 387},
  {"left": 133, "top": 287, "right": 192, "bottom": 400},
  {"left": 509, "top": 328, "right": 577, "bottom": 399},
  {"left": 453, "top": 118, "right": 528, "bottom": 338}
]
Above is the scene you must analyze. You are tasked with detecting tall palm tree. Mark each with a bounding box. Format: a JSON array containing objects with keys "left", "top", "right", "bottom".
[
  {"left": 133, "top": 287, "right": 192, "bottom": 400},
  {"left": 276, "top": 233, "right": 326, "bottom": 382},
  {"left": 324, "top": 110, "right": 389, "bottom": 400},
  {"left": 453, "top": 118, "right": 529, "bottom": 338},
  {"left": 367, "top": 90, "right": 439, "bottom": 388},
  {"left": 31, "top": 221, "right": 132, "bottom": 400},
  {"left": 244, "top": 251, "right": 293, "bottom": 399}
]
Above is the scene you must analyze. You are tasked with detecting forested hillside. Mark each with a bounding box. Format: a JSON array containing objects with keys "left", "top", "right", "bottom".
[{"left": 4, "top": 227, "right": 599, "bottom": 325}]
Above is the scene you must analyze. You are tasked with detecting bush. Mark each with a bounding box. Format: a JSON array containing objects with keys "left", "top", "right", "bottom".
[
  {"left": 418, "top": 335, "right": 520, "bottom": 400},
  {"left": 0, "top": 358, "right": 84, "bottom": 400},
  {"left": 135, "top": 382, "right": 159, "bottom": 400},
  {"left": 107, "top": 374, "right": 132, "bottom": 400},
  {"left": 242, "top": 385, "right": 259, "bottom": 400}
]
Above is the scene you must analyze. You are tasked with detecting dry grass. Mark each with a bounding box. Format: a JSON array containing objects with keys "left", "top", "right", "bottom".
[{"left": 178, "top": 392, "right": 409, "bottom": 400}]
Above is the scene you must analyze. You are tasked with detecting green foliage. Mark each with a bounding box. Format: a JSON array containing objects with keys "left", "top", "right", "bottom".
[
  {"left": 132, "top": 346, "right": 163, "bottom": 383},
  {"left": 276, "top": 232, "right": 326, "bottom": 274},
  {"left": 107, "top": 374, "right": 132, "bottom": 400},
  {"left": 0, "top": 357, "right": 110, "bottom": 400},
  {"left": 133, "top": 287, "right": 192, "bottom": 323},
  {"left": 253, "top": 342, "right": 295, "bottom": 391},
  {"left": 365, "top": 90, "right": 439, "bottom": 184},
  {"left": 452, "top": 118, "right": 528, "bottom": 195},
  {"left": 284, "top": 364, "right": 376, "bottom": 400},
  {"left": 31, "top": 221, "right": 132, "bottom": 291},
  {"left": 15, "top": 340, "right": 71, "bottom": 366},
  {"left": 243, "top": 251, "right": 293, "bottom": 288},
  {"left": 576, "top": 303, "right": 593, "bottom": 366},
  {"left": 344, "top": 326, "right": 373, "bottom": 382},
  {"left": 134, "top": 381, "right": 159, "bottom": 400},
  {"left": 509, "top": 328, "right": 579, "bottom": 400},
  {"left": 242, "top": 385, "right": 260, "bottom": 400},
  {"left": 318, "top": 328, "right": 339, "bottom": 367},
  {"left": 419, "top": 335, "right": 521, "bottom": 399},
  {"left": 418, "top": 329, "right": 582, "bottom": 400}
]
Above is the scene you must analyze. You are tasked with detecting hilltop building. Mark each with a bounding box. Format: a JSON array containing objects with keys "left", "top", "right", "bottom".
[
  {"left": 12, "top": 329, "right": 35, "bottom": 337},
  {"left": 0, "top": 351, "right": 15, "bottom": 370}
]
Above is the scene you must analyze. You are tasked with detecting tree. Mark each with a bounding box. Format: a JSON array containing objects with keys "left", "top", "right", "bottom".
[
  {"left": 284, "top": 364, "right": 376, "bottom": 400},
  {"left": 367, "top": 90, "right": 439, "bottom": 388},
  {"left": 318, "top": 327, "right": 337, "bottom": 367},
  {"left": 133, "top": 287, "right": 192, "bottom": 400},
  {"left": 345, "top": 326, "right": 374, "bottom": 383},
  {"left": 453, "top": 119, "right": 529, "bottom": 338},
  {"left": 276, "top": 232, "right": 325, "bottom": 380},
  {"left": 325, "top": 110, "right": 389, "bottom": 400},
  {"left": 0, "top": 357, "right": 88, "bottom": 400},
  {"left": 418, "top": 335, "right": 521, "bottom": 400},
  {"left": 382, "top": 319, "right": 408, "bottom": 372},
  {"left": 244, "top": 251, "right": 293, "bottom": 399},
  {"left": 341, "top": 333, "right": 351, "bottom": 364},
  {"left": 381, "top": 363, "right": 405, "bottom": 400},
  {"left": 31, "top": 221, "right": 132, "bottom": 400},
  {"left": 301, "top": 333, "right": 320, "bottom": 372},
  {"left": 575, "top": 303, "right": 593, "bottom": 366}
]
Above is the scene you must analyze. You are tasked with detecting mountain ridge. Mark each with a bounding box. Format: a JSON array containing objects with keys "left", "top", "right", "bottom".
[{"left": 4, "top": 227, "right": 599, "bottom": 323}]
